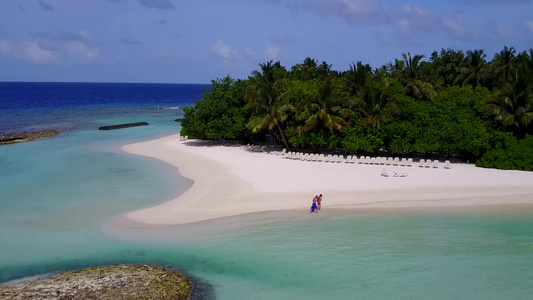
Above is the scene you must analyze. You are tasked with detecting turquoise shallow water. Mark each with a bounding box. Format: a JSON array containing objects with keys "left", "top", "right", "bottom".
[
  {"left": 2, "top": 128, "right": 533, "bottom": 299},
  {"left": 105, "top": 211, "right": 533, "bottom": 300},
  {"left": 1, "top": 83, "right": 533, "bottom": 299}
]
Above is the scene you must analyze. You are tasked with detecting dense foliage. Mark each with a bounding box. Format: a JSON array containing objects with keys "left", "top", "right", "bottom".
[
  {"left": 181, "top": 47, "right": 533, "bottom": 170},
  {"left": 476, "top": 135, "right": 533, "bottom": 171},
  {"left": 181, "top": 76, "right": 249, "bottom": 140}
]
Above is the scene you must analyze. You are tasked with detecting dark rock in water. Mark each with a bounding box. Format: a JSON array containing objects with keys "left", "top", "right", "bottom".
[
  {"left": 174, "top": 118, "right": 183, "bottom": 122},
  {"left": 0, "top": 264, "right": 192, "bottom": 300},
  {"left": 99, "top": 122, "right": 149, "bottom": 130},
  {"left": 0, "top": 130, "right": 59, "bottom": 145}
]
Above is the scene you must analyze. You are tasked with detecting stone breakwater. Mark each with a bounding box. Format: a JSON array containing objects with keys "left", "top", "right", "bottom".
[
  {"left": 0, "top": 264, "right": 192, "bottom": 300},
  {"left": 0, "top": 130, "right": 59, "bottom": 145},
  {"left": 99, "top": 122, "right": 149, "bottom": 130}
]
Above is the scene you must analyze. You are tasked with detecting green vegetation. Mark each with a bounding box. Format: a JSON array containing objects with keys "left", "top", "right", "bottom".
[
  {"left": 476, "top": 135, "right": 533, "bottom": 171},
  {"left": 181, "top": 76, "right": 249, "bottom": 140},
  {"left": 181, "top": 47, "right": 533, "bottom": 171}
]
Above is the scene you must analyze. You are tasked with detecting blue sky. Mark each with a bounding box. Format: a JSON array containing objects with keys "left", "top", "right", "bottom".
[{"left": 1, "top": 0, "right": 532, "bottom": 83}]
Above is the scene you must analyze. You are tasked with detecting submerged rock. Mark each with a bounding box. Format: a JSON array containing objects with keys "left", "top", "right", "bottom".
[
  {"left": 0, "top": 130, "right": 59, "bottom": 145},
  {"left": 0, "top": 264, "right": 192, "bottom": 300}
]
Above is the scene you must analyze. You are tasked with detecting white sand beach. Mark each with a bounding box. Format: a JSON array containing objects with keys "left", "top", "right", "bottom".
[{"left": 121, "top": 134, "right": 533, "bottom": 226}]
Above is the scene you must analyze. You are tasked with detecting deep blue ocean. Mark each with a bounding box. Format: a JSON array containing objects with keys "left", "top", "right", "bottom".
[
  {"left": 1, "top": 82, "right": 533, "bottom": 299},
  {"left": 0, "top": 82, "right": 206, "bottom": 135}
]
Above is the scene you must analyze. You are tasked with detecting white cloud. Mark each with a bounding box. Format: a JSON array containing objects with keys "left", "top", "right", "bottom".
[
  {"left": 211, "top": 40, "right": 236, "bottom": 60},
  {"left": 396, "top": 19, "right": 411, "bottom": 36},
  {"left": 305, "top": 0, "right": 384, "bottom": 24},
  {"left": 397, "top": 5, "right": 434, "bottom": 28},
  {"left": 0, "top": 40, "right": 61, "bottom": 64},
  {"left": 0, "top": 39, "right": 99, "bottom": 64},
  {"left": 30, "top": 29, "right": 86, "bottom": 42},
  {"left": 442, "top": 18, "right": 476, "bottom": 40},
  {"left": 265, "top": 46, "right": 280, "bottom": 61},
  {"left": 493, "top": 23, "right": 522, "bottom": 41},
  {"left": 390, "top": 5, "right": 437, "bottom": 37},
  {"left": 65, "top": 42, "right": 99, "bottom": 61}
]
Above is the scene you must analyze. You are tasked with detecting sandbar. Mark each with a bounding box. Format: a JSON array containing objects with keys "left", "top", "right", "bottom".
[{"left": 119, "top": 134, "right": 533, "bottom": 226}]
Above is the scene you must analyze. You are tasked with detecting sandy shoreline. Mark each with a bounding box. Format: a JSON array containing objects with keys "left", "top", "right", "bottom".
[{"left": 118, "top": 134, "right": 533, "bottom": 226}]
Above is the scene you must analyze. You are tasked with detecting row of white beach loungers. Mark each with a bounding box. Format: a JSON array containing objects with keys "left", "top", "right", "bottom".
[
  {"left": 179, "top": 135, "right": 189, "bottom": 141},
  {"left": 244, "top": 144, "right": 266, "bottom": 152},
  {"left": 280, "top": 149, "right": 451, "bottom": 169},
  {"left": 418, "top": 159, "right": 451, "bottom": 169}
]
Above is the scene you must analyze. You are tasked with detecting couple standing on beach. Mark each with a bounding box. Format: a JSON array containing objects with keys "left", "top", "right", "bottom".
[{"left": 310, "top": 194, "right": 322, "bottom": 213}]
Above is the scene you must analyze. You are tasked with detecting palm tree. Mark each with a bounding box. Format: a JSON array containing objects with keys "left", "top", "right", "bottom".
[
  {"left": 358, "top": 83, "right": 396, "bottom": 129},
  {"left": 316, "top": 61, "right": 333, "bottom": 80},
  {"left": 246, "top": 61, "right": 292, "bottom": 149},
  {"left": 517, "top": 49, "right": 533, "bottom": 83},
  {"left": 344, "top": 61, "right": 372, "bottom": 97},
  {"left": 487, "top": 78, "right": 533, "bottom": 137},
  {"left": 460, "top": 49, "right": 487, "bottom": 88},
  {"left": 492, "top": 46, "right": 518, "bottom": 85},
  {"left": 402, "top": 52, "right": 424, "bottom": 79},
  {"left": 393, "top": 52, "right": 437, "bottom": 101},
  {"left": 296, "top": 78, "right": 352, "bottom": 132},
  {"left": 431, "top": 49, "right": 465, "bottom": 87},
  {"left": 301, "top": 57, "right": 318, "bottom": 81}
]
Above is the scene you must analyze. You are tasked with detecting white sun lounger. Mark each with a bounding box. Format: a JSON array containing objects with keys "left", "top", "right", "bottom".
[
  {"left": 381, "top": 168, "right": 389, "bottom": 177},
  {"left": 407, "top": 158, "right": 413, "bottom": 167},
  {"left": 444, "top": 160, "right": 451, "bottom": 169},
  {"left": 419, "top": 159, "right": 425, "bottom": 167},
  {"left": 425, "top": 159, "right": 432, "bottom": 167},
  {"left": 393, "top": 157, "right": 400, "bottom": 166},
  {"left": 432, "top": 160, "right": 439, "bottom": 168}
]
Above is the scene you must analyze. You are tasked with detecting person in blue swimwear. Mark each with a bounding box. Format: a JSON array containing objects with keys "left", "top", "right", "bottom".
[{"left": 310, "top": 195, "right": 318, "bottom": 213}]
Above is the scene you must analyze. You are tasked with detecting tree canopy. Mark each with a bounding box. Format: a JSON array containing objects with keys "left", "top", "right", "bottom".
[{"left": 181, "top": 46, "right": 533, "bottom": 170}]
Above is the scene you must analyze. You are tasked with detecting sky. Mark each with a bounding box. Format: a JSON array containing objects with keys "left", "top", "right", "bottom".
[{"left": 0, "top": 0, "right": 532, "bottom": 84}]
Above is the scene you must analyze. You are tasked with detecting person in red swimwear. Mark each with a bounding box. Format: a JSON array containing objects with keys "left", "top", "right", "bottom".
[{"left": 317, "top": 194, "right": 322, "bottom": 211}]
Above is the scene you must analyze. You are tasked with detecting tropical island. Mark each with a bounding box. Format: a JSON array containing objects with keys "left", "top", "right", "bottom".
[{"left": 180, "top": 47, "right": 532, "bottom": 171}]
